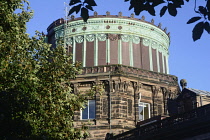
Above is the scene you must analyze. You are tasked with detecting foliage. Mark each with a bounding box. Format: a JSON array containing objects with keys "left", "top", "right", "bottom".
[
  {"left": 69, "top": 0, "right": 210, "bottom": 41},
  {"left": 0, "top": 0, "right": 98, "bottom": 139}
]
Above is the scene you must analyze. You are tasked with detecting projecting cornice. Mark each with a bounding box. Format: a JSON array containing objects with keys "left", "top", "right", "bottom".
[{"left": 54, "top": 17, "right": 170, "bottom": 50}]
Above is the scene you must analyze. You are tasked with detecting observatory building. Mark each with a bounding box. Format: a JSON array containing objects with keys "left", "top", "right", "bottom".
[{"left": 47, "top": 12, "right": 180, "bottom": 139}]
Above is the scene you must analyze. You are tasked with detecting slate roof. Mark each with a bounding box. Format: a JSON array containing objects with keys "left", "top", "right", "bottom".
[{"left": 187, "top": 88, "right": 210, "bottom": 96}]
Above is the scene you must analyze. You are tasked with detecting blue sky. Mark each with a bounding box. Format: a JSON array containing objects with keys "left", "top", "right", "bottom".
[{"left": 27, "top": 0, "right": 210, "bottom": 91}]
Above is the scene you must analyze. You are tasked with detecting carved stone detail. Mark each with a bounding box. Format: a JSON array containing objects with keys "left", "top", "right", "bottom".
[
  {"left": 118, "top": 26, "right": 122, "bottom": 30},
  {"left": 106, "top": 25, "right": 110, "bottom": 29},
  {"left": 122, "top": 81, "right": 129, "bottom": 92},
  {"left": 65, "top": 37, "right": 72, "bottom": 46},
  {"left": 132, "top": 36, "right": 140, "bottom": 44},
  {"left": 142, "top": 38, "right": 150, "bottom": 47},
  {"left": 118, "top": 12, "right": 122, "bottom": 17},
  {"left": 152, "top": 85, "right": 160, "bottom": 97},
  {"left": 75, "top": 35, "right": 84, "bottom": 43},
  {"left": 130, "top": 13, "right": 134, "bottom": 18},
  {"left": 164, "top": 27, "right": 167, "bottom": 32},
  {"left": 71, "top": 15, "right": 75, "bottom": 20},
  {"left": 97, "top": 33, "right": 107, "bottom": 41},
  {"left": 151, "top": 19, "right": 154, "bottom": 24},
  {"left": 158, "top": 45, "right": 163, "bottom": 52},
  {"left": 151, "top": 41, "right": 157, "bottom": 49},
  {"left": 82, "top": 26, "right": 87, "bottom": 31},
  {"left": 133, "top": 82, "right": 142, "bottom": 94},
  {"left": 121, "top": 34, "right": 130, "bottom": 42},
  {"left": 106, "top": 11, "right": 110, "bottom": 16},
  {"left": 158, "top": 23, "right": 162, "bottom": 28},
  {"left": 108, "top": 34, "right": 119, "bottom": 41},
  {"left": 92, "top": 25, "right": 99, "bottom": 30},
  {"left": 94, "top": 11, "right": 98, "bottom": 17},
  {"left": 86, "top": 34, "right": 95, "bottom": 42},
  {"left": 72, "top": 28, "right": 76, "bottom": 32}
]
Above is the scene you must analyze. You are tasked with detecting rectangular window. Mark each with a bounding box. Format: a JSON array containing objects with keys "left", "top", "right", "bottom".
[
  {"left": 139, "top": 102, "right": 150, "bottom": 121},
  {"left": 81, "top": 100, "right": 96, "bottom": 119}
]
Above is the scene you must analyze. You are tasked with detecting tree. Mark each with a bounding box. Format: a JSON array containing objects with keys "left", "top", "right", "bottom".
[
  {"left": 0, "top": 0, "right": 99, "bottom": 139},
  {"left": 68, "top": 0, "right": 210, "bottom": 41}
]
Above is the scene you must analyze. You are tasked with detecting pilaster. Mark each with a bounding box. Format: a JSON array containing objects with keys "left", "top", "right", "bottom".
[
  {"left": 149, "top": 42, "right": 153, "bottom": 71},
  {"left": 118, "top": 38, "right": 122, "bottom": 64},
  {"left": 83, "top": 35, "right": 86, "bottom": 67},
  {"left": 156, "top": 48, "right": 160, "bottom": 72},
  {"left": 94, "top": 34, "right": 98, "bottom": 66},
  {"left": 73, "top": 36, "right": 76, "bottom": 63},
  {"left": 106, "top": 35, "right": 110, "bottom": 64},
  {"left": 129, "top": 38, "right": 133, "bottom": 67}
]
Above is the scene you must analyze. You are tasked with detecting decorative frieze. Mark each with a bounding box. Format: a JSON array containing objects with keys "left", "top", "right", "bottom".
[
  {"left": 142, "top": 38, "right": 150, "bottom": 47},
  {"left": 65, "top": 37, "right": 72, "bottom": 46},
  {"left": 121, "top": 34, "right": 130, "bottom": 42},
  {"left": 86, "top": 34, "right": 95, "bottom": 42},
  {"left": 75, "top": 35, "right": 84, "bottom": 43},
  {"left": 132, "top": 36, "right": 140, "bottom": 44},
  {"left": 108, "top": 34, "right": 119, "bottom": 41},
  {"left": 98, "top": 33, "right": 107, "bottom": 41},
  {"left": 151, "top": 41, "right": 158, "bottom": 49}
]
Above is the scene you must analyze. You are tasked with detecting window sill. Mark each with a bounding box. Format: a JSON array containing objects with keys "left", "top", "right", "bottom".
[{"left": 79, "top": 119, "right": 97, "bottom": 125}]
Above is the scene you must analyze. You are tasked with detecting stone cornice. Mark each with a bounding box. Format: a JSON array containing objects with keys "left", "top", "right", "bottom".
[{"left": 76, "top": 64, "right": 178, "bottom": 86}]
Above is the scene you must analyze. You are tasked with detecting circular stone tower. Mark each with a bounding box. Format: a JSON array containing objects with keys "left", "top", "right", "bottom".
[
  {"left": 47, "top": 12, "right": 180, "bottom": 140},
  {"left": 47, "top": 12, "right": 170, "bottom": 74}
]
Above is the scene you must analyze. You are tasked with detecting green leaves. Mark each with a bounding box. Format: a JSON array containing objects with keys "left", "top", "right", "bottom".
[
  {"left": 68, "top": 4, "right": 82, "bottom": 15},
  {"left": 68, "top": 0, "right": 97, "bottom": 22},
  {"left": 160, "top": 6, "right": 168, "bottom": 17},
  {"left": 187, "top": 17, "right": 202, "bottom": 24},
  {"left": 187, "top": 16, "right": 210, "bottom": 41},
  {"left": 126, "top": 0, "right": 161, "bottom": 16},
  {"left": 69, "top": 0, "right": 81, "bottom": 6},
  {"left": 168, "top": 3, "right": 177, "bottom": 16},
  {"left": 204, "top": 21, "right": 210, "bottom": 34},
  {"left": 81, "top": 7, "right": 89, "bottom": 22},
  {"left": 0, "top": 0, "right": 96, "bottom": 139},
  {"left": 192, "top": 22, "right": 204, "bottom": 41},
  {"left": 84, "top": 0, "right": 97, "bottom": 6}
]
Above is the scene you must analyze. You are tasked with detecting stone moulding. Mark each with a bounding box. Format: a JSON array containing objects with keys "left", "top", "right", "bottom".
[
  {"left": 78, "top": 64, "right": 178, "bottom": 86},
  {"left": 54, "top": 17, "right": 170, "bottom": 50}
]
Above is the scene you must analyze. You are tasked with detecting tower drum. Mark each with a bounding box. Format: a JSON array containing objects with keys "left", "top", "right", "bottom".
[{"left": 47, "top": 14, "right": 170, "bottom": 74}]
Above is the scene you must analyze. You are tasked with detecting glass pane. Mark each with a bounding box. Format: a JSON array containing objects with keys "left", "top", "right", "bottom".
[
  {"left": 139, "top": 102, "right": 150, "bottom": 121},
  {"left": 139, "top": 106, "right": 143, "bottom": 120},
  {"left": 89, "top": 100, "right": 95, "bottom": 119},
  {"left": 82, "top": 105, "right": 88, "bottom": 119},
  {"left": 144, "top": 104, "right": 150, "bottom": 120}
]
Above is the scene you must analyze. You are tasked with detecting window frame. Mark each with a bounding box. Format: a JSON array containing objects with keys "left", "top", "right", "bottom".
[
  {"left": 81, "top": 100, "right": 96, "bottom": 120},
  {"left": 138, "top": 101, "right": 151, "bottom": 121}
]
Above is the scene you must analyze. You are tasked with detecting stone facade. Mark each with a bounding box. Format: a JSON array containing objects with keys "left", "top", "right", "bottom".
[{"left": 70, "top": 65, "right": 179, "bottom": 139}]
